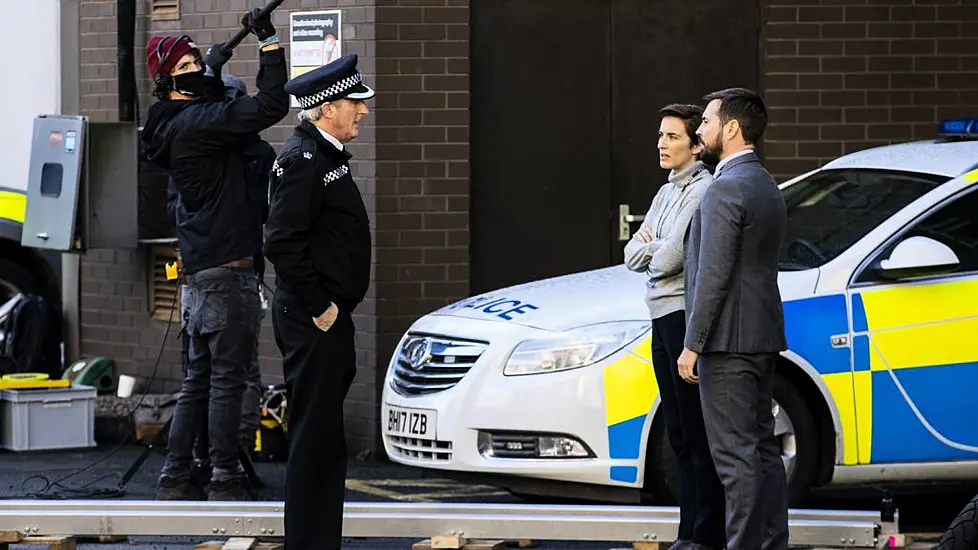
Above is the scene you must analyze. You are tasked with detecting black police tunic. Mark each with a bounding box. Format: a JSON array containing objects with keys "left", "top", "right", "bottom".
[
  {"left": 262, "top": 119, "right": 372, "bottom": 317},
  {"left": 262, "top": 119, "right": 371, "bottom": 550}
]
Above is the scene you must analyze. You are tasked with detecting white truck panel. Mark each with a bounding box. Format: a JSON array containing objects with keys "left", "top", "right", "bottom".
[{"left": 3, "top": 0, "right": 61, "bottom": 192}]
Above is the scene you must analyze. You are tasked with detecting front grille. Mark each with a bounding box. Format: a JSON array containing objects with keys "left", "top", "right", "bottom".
[
  {"left": 387, "top": 435, "right": 453, "bottom": 461},
  {"left": 390, "top": 335, "right": 488, "bottom": 396}
]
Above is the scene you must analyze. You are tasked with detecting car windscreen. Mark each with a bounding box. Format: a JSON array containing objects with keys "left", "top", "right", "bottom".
[{"left": 778, "top": 168, "right": 950, "bottom": 270}]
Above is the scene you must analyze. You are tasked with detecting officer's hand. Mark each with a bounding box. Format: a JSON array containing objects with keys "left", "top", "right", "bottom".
[
  {"left": 204, "top": 42, "right": 232, "bottom": 77},
  {"left": 241, "top": 7, "right": 277, "bottom": 42},
  {"left": 312, "top": 303, "right": 339, "bottom": 333}
]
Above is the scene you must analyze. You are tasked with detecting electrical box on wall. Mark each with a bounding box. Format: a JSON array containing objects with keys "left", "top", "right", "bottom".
[{"left": 20, "top": 114, "right": 139, "bottom": 252}]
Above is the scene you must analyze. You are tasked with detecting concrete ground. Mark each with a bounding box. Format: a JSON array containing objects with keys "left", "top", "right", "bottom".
[{"left": 0, "top": 443, "right": 974, "bottom": 549}]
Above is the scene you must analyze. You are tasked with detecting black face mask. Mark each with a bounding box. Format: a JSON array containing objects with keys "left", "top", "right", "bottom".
[{"left": 172, "top": 70, "right": 226, "bottom": 101}]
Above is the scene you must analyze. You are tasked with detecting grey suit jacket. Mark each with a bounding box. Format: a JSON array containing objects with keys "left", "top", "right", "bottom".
[{"left": 683, "top": 150, "right": 788, "bottom": 355}]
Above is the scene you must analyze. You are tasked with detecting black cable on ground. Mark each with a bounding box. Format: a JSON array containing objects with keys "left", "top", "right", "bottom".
[{"left": 0, "top": 275, "right": 181, "bottom": 500}]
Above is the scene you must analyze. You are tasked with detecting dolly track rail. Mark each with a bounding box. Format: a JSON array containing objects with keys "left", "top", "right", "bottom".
[{"left": 0, "top": 500, "right": 889, "bottom": 547}]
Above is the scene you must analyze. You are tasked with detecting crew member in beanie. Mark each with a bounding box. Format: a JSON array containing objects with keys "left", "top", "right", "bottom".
[
  {"left": 262, "top": 53, "right": 374, "bottom": 549},
  {"left": 217, "top": 69, "right": 277, "bottom": 454},
  {"left": 164, "top": 67, "right": 279, "bottom": 482},
  {"left": 141, "top": 7, "right": 289, "bottom": 501}
]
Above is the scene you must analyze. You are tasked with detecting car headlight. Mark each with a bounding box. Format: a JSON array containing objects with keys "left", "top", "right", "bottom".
[{"left": 503, "top": 321, "right": 650, "bottom": 376}]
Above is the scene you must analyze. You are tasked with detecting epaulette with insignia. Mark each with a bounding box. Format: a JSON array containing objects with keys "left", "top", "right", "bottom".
[
  {"left": 299, "top": 138, "right": 318, "bottom": 163},
  {"left": 324, "top": 165, "right": 350, "bottom": 186}
]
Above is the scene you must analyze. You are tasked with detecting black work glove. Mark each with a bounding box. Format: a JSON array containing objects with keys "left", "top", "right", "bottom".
[
  {"left": 241, "top": 7, "right": 276, "bottom": 42},
  {"left": 204, "top": 42, "right": 232, "bottom": 78}
]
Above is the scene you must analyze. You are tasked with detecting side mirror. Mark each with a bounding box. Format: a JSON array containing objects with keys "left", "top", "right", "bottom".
[{"left": 874, "top": 236, "right": 960, "bottom": 279}]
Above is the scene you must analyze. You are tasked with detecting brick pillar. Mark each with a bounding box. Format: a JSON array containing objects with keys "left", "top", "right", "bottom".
[
  {"left": 762, "top": 1, "right": 978, "bottom": 182},
  {"left": 368, "top": 0, "right": 471, "bottom": 454}
]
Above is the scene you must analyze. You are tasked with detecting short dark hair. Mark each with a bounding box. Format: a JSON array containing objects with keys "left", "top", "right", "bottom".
[
  {"left": 703, "top": 87, "right": 767, "bottom": 146},
  {"left": 659, "top": 103, "right": 704, "bottom": 148}
]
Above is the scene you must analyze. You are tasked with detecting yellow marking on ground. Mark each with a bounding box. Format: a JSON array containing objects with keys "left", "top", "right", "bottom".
[{"left": 345, "top": 479, "right": 508, "bottom": 503}]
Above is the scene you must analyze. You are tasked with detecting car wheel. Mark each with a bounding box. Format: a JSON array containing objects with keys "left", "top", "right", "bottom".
[
  {"left": 774, "top": 372, "right": 818, "bottom": 506},
  {"left": 0, "top": 258, "right": 47, "bottom": 374},
  {"left": 644, "top": 371, "right": 819, "bottom": 507},
  {"left": 0, "top": 258, "right": 43, "bottom": 301},
  {"left": 936, "top": 491, "right": 978, "bottom": 550}
]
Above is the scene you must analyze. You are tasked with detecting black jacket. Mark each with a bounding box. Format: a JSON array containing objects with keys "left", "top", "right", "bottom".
[
  {"left": 263, "top": 120, "right": 372, "bottom": 317},
  {"left": 167, "top": 136, "right": 277, "bottom": 278},
  {"left": 142, "top": 47, "right": 289, "bottom": 275}
]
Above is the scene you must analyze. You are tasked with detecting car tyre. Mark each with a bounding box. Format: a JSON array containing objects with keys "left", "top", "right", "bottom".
[
  {"left": 0, "top": 258, "right": 52, "bottom": 376},
  {"left": 936, "top": 492, "right": 978, "bottom": 550},
  {"left": 644, "top": 370, "right": 819, "bottom": 507},
  {"left": 0, "top": 258, "right": 43, "bottom": 298}
]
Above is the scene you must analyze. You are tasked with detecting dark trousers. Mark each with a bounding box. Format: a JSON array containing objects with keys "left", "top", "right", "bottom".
[
  {"left": 181, "top": 285, "right": 266, "bottom": 469},
  {"left": 240, "top": 302, "right": 266, "bottom": 449},
  {"left": 271, "top": 288, "right": 356, "bottom": 550},
  {"left": 698, "top": 352, "right": 789, "bottom": 550},
  {"left": 650, "top": 310, "right": 726, "bottom": 546},
  {"left": 163, "top": 267, "right": 262, "bottom": 481}
]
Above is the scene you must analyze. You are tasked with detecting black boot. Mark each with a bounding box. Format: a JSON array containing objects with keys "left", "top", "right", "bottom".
[
  {"left": 207, "top": 472, "right": 253, "bottom": 501},
  {"left": 155, "top": 474, "right": 206, "bottom": 501}
]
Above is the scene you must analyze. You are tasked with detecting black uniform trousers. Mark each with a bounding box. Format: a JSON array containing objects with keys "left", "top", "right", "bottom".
[
  {"left": 650, "top": 309, "right": 726, "bottom": 547},
  {"left": 271, "top": 287, "right": 356, "bottom": 550}
]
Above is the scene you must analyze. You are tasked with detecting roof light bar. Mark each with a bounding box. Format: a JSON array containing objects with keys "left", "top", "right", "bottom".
[{"left": 938, "top": 118, "right": 978, "bottom": 137}]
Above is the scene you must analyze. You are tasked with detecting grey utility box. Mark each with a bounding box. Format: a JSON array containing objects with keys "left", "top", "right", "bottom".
[
  {"left": 20, "top": 114, "right": 139, "bottom": 252},
  {"left": 0, "top": 385, "right": 97, "bottom": 452}
]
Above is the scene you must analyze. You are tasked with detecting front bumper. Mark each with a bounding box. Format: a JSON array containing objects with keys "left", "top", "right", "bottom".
[{"left": 380, "top": 314, "right": 658, "bottom": 489}]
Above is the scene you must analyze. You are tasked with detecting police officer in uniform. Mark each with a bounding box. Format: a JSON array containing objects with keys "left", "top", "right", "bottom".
[{"left": 262, "top": 53, "right": 374, "bottom": 550}]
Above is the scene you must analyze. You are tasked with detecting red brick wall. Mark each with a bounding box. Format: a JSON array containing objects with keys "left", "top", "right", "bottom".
[{"left": 762, "top": 0, "right": 978, "bottom": 182}]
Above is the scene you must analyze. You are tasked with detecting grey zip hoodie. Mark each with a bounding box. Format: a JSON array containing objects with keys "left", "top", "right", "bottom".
[{"left": 623, "top": 160, "right": 712, "bottom": 320}]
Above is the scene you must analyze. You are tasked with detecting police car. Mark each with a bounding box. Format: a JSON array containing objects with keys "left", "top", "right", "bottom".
[{"left": 380, "top": 119, "right": 978, "bottom": 506}]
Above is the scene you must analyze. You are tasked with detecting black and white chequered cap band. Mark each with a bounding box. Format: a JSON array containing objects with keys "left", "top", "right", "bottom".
[{"left": 295, "top": 72, "right": 363, "bottom": 109}]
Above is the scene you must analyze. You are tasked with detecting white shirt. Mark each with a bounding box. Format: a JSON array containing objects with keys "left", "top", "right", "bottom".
[
  {"left": 316, "top": 126, "right": 344, "bottom": 151},
  {"left": 714, "top": 148, "right": 753, "bottom": 177}
]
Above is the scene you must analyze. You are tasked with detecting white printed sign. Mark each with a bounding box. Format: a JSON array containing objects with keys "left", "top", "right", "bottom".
[{"left": 288, "top": 9, "right": 342, "bottom": 108}]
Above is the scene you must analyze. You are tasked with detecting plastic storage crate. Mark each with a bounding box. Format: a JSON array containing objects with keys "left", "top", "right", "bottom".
[{"left": 0, "top": 385, "right": 97, "bottom": 451}]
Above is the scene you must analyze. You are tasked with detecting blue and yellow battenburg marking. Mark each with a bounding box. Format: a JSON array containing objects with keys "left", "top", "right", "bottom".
[
  {"left": 599, "top": 275, "right": 978, "bottom": 482},
  {"left": 602, "top": 334, "right": 657, "bottom": 483},
  {"left": 853, "top": 278, "right": 978, "bottom": 463},
  {"left": 782, "top": 293, "right": 868, "bottom": 465}
]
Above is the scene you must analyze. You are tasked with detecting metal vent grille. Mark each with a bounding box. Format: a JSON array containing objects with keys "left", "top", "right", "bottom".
[
  {"left": 149, "top": 245, "right": 180, "bottom": 322},
  {"left": 151, "top": 0, "right": 180, "bottom": 21}
]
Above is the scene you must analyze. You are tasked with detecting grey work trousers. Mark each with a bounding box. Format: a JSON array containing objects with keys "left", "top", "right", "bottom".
[
  {"left": 162, "top": 266, "right": 261, "bottom": 482},
  {"left": 178, "top": 280, "right": 265, "bottom": 463}
]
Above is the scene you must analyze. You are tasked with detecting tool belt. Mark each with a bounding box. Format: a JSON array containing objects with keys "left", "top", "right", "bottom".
[{"left": 222, "top": 258, "right": 254, "bottom": 269}]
